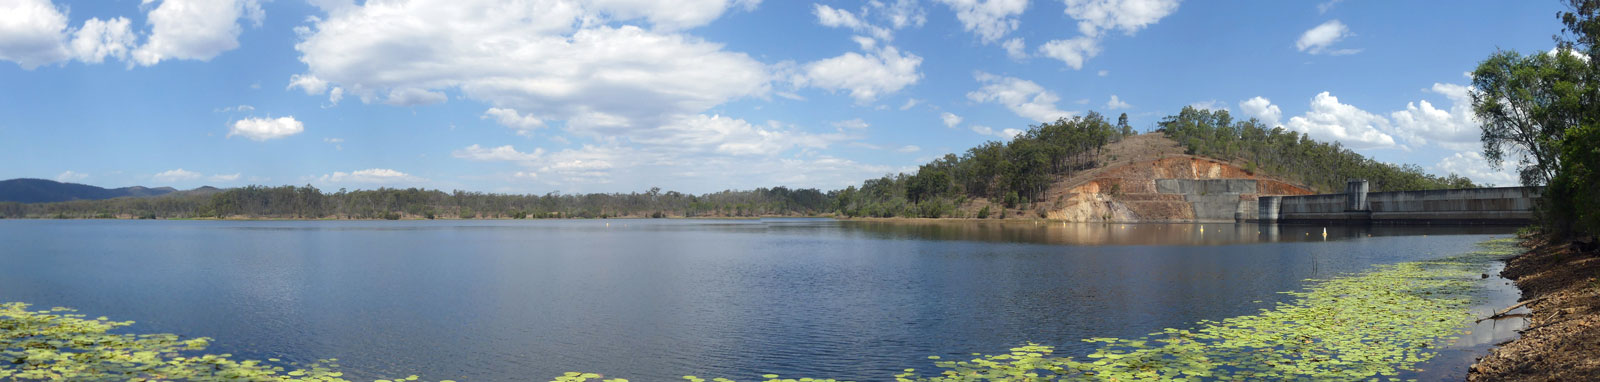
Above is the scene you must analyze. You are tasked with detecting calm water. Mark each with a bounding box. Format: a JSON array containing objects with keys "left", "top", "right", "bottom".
[{"left": 0, "top": 219, "right": 1516, "bottom": 381}]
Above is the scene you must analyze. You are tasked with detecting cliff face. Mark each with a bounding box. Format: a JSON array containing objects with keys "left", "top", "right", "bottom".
[{"left": 1041, "top": 157, "right": 1314, "bottom": 223}]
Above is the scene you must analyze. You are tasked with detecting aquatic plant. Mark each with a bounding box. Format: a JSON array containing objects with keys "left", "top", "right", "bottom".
[{"left": 1, "top": 239, "right": 1518, "bottom": 382}]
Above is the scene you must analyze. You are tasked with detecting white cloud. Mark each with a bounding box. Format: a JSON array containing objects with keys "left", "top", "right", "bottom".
[
  {"left": 293, "top": 2, "right": 770, "bottom": 135},
  {"left": 968, "top": 71, "right": 1072, "bottom": 122},
  {"left": 1296, "top": 19, "right": 1359, "bottom": 55},
  {"left": 1041, "top": 0, "right": 1179, "bottom": 69},
  {"left": 0, "top": 0, "right": 134, "bottom": 69},
  {"left": 899, "top": 98, "right": 921, "bottom": 110},
  {"left": 896, "top": 145, "right": 921, "bottom": 153},
  {"left": 228, "top": 116, "right": 305, "bottom": 141},
  {"left": 0, "top": 0, "right": 71, "bottom": 69},
  {"left": 132, "top": 0, "right": 264, "bottom": 66},
  {"left": 1284, "top": 92, "right": 1396, "bottom": 149},
  {"left": 384, "top": 88, "right": 448, "bottom": 107},
  {"left": 1188, "top": 100, "right": 1228, "bottom": 112},
  {"left": 328, "top": 87, "right": 344, "bottom": 105},
  {"left": 934, "top": 0, "right": 1027, "bottom": 43},
  {"left": 323, "top": 137, "right": 344, "bottom": 143},
  {"left": 70, "top": 16, "right": 136, "bottom": 64},
  {"left": 1239, "top": 96, "right": 1282, "bottom": 126},
  {"left": 1317, "top": 0, "right": 1342, "bottom": 14},
  {"left": 319, "top": 168, "right": 426, "bottom": 184},
  {"left": 453, "top": 144, "right": 545, "bottom": 162},
  {"left": 1097, "top": 69, "right": 1108, "bottom": 77},
  {"left": 640, "top": 114, "right": 850, "bottom": 156},
  {"left": 1105, "top": 94, "right": 1131, "bottom": 110},
  {"left": 1390, "top": 83, "right": 1481, "bottom": 151},
  {"left": 971, "top": 125, "right": 1023, "bottom": 140},
  {"left": 833, "top": 118, "right": 870, "bottom": 130},
  {"left": 512, "top": 171, "right": 539, "bottom": 180},
  {"left": 209, "top": 173, "right": 241, "bottom": 182},
  {"left": 814, "top": 4, "right": 892, "bottom": 41},
  {"left": 153, "top": 168, "right": 203, "bottom": 182},
  {"left": 482, "top": 107, "right": 546, "bottom": 135},
  {"left": 941, "top": 111, "right": 963, "bottom": 128},
  {"left": 287, "top": 74, "right": 328, "bottom": 95},
  {"left": 54, "top": 170, "right": 88, "bottom": 183},
  {"left": 875, "top": 0, "right": 928, "bottom": 29},
  {"left": 1037, "top": 36, "right": 1100, "bottom": 70},
  {"left": 1002, "top": 37, "right": 1027, "bottom": 59},
  {"left": 1435, "top": 151, "right": 1517, "bottom": 186},
  {"left": 1062, "top": 0, "right": 1181, "bottom": 38},
  {"left": 796, "top": 46, "right": 923, "bottom": 103}
]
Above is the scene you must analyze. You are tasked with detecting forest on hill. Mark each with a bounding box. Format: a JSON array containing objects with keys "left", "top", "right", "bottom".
[{"left": 0, "top": 109, "right": 1479, "bottom": 220}]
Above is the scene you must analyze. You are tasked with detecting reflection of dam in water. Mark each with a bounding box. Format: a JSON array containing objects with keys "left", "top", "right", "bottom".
[{"left": 1253, "top": 180, "right": 1539, "bottom": 224}]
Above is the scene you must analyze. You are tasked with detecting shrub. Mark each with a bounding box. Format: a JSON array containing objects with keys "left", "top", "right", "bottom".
[{"left": 977, "top": 206, "right": 991, "bottom": 219}]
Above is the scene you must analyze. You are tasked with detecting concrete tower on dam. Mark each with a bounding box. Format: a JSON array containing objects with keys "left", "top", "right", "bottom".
[{"left": 1251, "top": 179, "right": 1540, "bottom": 225}]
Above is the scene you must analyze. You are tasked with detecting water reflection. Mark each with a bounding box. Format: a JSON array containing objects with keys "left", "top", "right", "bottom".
[{"left": 835, "top": 219, "right": 1517, "bottom": 246}]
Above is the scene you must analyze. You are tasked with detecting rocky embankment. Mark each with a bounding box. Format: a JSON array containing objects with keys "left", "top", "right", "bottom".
[{"left": 1468, "top": 236, "right": 1600, "bottom": 381}]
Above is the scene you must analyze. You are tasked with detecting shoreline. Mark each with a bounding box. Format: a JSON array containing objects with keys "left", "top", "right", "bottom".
[{"left": 1468, "top": 234, "right": 1600, "bottom": 380}]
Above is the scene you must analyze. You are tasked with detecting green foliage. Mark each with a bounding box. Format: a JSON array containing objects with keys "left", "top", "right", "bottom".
[
  {"left": 1160, "top": 107, "right": 1476, "bottom": 193},
  {"left": 976, "top": 206, "right": 990, "bottom": 219},
  {"left": 1546, "top": 123, "right": 1600, "bottom": 236},
  {"left": 1002, "top": 192, "right": 1019, "bottom": 209}
]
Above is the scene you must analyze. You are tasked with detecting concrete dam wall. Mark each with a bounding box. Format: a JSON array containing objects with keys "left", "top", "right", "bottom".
[
  {"left": 1153, "top": 179, "right": 1260, "bottom": 223},
  {"left": 1257, "top": 180, "right": 1540, "bottom": 224}
]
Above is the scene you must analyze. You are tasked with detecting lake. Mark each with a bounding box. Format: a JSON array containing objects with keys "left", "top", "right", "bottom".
[{"left": 0, "top": 219, "right": 1518, "bottom": 381}]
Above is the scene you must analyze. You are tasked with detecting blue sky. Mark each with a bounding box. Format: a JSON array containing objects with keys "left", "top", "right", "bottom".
[{"left": 0, "top": 0, "right": 1563, "bottom": 193}]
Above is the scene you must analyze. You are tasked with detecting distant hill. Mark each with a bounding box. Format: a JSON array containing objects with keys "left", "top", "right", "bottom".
[{"left": 0, "top": 178, "right": 187, "bottom": 203}]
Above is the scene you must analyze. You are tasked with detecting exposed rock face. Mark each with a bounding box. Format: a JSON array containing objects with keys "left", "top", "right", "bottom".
[{"left": 1042, "top": 157, "right": 1314, "bottom": 222}]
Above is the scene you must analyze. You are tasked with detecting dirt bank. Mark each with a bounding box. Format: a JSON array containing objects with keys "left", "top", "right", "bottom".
[{"left": 1468, "top": 235, "right": 1600, "bottom": 381}]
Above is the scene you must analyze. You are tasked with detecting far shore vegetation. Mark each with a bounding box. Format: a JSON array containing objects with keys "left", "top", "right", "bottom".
[{"left": 1, "top": 107, "right": 1483, "bottom": 221}]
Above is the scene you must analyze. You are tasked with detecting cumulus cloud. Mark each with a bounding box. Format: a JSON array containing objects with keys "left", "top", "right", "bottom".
[
  {"left": 935, "top": 0, "right": 1027, "bottom": 44},
  {"left": 54, "top": 170, "right": 88, "bottom": 183},
  {"left": 132, "top": 0, "right": 264, "bottom": 66},
  {"left": 319, "top": 168, "right": 426, "bottom": 184},
  {"left": 1002, "top": 37, "right": 1027, "bottom": 59},
  {"left": 876, "top": 0, "right": 928, "bottom": 29},
  {"left": 1296, "top": 20, "right": 1359, "bottom": 55},
  {"left": 1435, "top": 151, "right": 1518, "bottom": 186},
  {"left": 1390, "top": 83, "right": 1480, "bottom": 151},
  {"left": 209, "top": 173, "right": 241, "bottom": 182},
  {"left": 292, "top": 1, "right": 770, "bottom": 135},
  {"left": 1106, "top": 94, "right": 1131, "bottom": 110},
  {"left": 941, "top": 112, "right": 963, "bottom": 128},
  {"left": 153, "top": 168, "right": 203, "bottom": 182},
  {"left": 968, "top": 71, "right": 1072, "bottom": 122},
  {"left": 1239, "top": 96, "right": 1282, "bottom": 126},
  {"left": 70, "top": 16, "right": 136, "bottom": 64},
  {"left": 814, "top": 4, "right": 891, "bottom": 41},
  {"left": 1283, "top": 92, "right": 1396, "bottom": 149},
  {"left": 228, "top": 116, "right": 305, "bottom": 141},
  {"left": 1062, "top": 0, "right": 1181, "bottom": 38},
  {"left": 0, "top": 0, "right": 134, "bottom": 69},
  {"left": 1037, "top": 36, "right": 1100, "bottom": 70},
  {"left": 1040, "top": 0, "right": 1179, "bottom": 69},
  {"left": 795, "top": 45, "right": 923, "bottom": 103},
  {"left": 482, "top": 107, "right": 546, "bottom": 135},
  {"left": 452, "top": 144, "right": 545, "bottom": 162}
]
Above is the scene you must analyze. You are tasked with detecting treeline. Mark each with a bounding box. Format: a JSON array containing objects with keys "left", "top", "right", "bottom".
[
  {"left": 833, "top": 112, "right": 1136, "bottom": 218},
  {"left": 0, "top": 185, "right": 831, "bottom": 220},
  {"left": 1159, "top": 107, "right": 1477, "bottom": 192}
]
